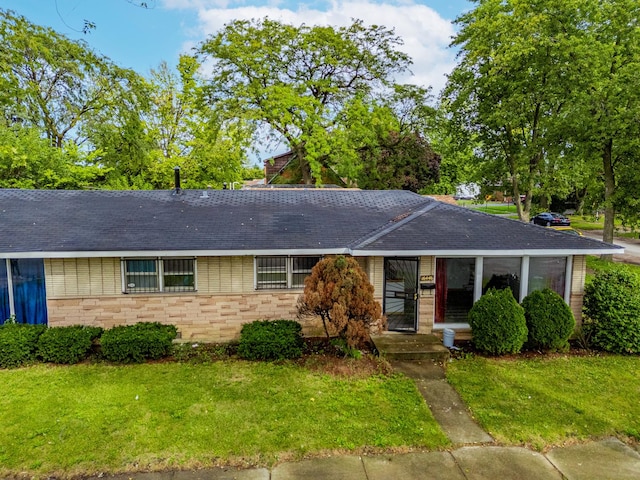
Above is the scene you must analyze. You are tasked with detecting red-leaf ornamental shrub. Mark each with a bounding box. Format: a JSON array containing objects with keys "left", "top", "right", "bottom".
[{"left": 298, "top": 255, "right": 385, "bottom": 349}]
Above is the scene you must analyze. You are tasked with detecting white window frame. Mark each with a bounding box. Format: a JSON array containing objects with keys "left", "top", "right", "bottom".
[
  {"left": 254, "top": 256, "right": 321, "bottom": 290},
  {"left": 122, "top": 257, "right": 196, "bottom": 293}
]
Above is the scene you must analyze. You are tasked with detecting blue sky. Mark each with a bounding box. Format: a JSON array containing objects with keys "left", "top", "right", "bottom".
[{"left": 2, "top": 0, "right": 471, "bottom": 93}]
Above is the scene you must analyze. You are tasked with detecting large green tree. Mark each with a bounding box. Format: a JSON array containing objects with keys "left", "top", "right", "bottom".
[
  {"left": 0, "top": 122, "right": 105, "bottom": 189},
  {"left": 443, "top": 0, "right": 640, "bottom": 244},
  {"left": 565, "top": 0, "right": 640, "bottom": 244},
  {"left": 198, "top": 18, "right": 412, "bottom": 185},
  {"left": 0, "top": 9, "right": 141, "bottom": 149},
  {"left": 443, "top": 0, "right": 587, "bottom": 221}
]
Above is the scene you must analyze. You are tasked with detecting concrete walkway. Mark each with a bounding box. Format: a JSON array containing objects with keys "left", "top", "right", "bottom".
[
  {"left": 95, "top": 359, "right": 640, "bottom": 480},
  {"left": 390, "top": 359, "right": 493, "bottom": 444},
  {"left": 102, "top": 438, "right": 640, "bottom": 479}
]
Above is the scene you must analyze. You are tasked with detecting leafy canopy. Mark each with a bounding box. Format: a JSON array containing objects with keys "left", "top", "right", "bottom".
[{"left": 198, "top": 18, "right": 414, "bottom": 185}]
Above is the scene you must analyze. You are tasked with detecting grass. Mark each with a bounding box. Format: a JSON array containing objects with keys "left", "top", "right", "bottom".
[
  {"left": 0, "top": 361, "right": 448, "bottom": 477},
  {"left": 586, "top": 255, "right": 640, "bottom": 284},
  {"left": 446, "top": 355, "right": 640, "bottom": 449},
  {"left": 458, "top": 201, "right": 519, "bottom": 215},
  {"left": 567, "top": 216, "right": 605, "bottom": 231}
]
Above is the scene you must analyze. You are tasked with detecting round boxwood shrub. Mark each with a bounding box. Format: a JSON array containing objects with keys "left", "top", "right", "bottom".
[
  {"left": 468, "top": 287, "right": 527, "bottom": 355},
  {"left": 238, "top": 319, "right": 304, "bottom": 361},
  {"left": 101, "top": 322, "right": 178, "bottom": 363},
  {"left": 37, "top": 325, "right": 103, "bottom": 364},
  {"left": 522, "top": 288, "right": 575, "bottom": 351},
  {"left": 0, "top": 323, "right": 46, "bottom": 368},
  {"left": 583, "top": 270, "right": 640, "bottom": 354}
]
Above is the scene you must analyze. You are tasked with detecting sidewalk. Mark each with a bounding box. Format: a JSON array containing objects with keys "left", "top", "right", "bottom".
[
  {"left": 103, "top": 438, "right": 640, "bottom": 480},
  {"left": 97, "top": 359, "right": 640, "bottom": 480}
]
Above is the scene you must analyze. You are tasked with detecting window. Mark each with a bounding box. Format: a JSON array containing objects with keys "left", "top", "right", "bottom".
[
  {"left": 123, "top": 258, "right": 195, "bottom": 293},
  {"left": 482, "top": 257, "right": 522, "bottom": 300},
  {"left": 528, "top": 257, "right": 567, "bottom": 297},
  {"left": 435, "top": 258, "right": 475, "bottom": 324},
  {"left": 255, "top": 256, "right": 321, "bottom": 290}
]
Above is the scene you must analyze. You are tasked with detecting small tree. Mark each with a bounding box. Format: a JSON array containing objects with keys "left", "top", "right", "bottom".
[{"left": 298, "top": 256, "right": 385, "bottom": 348}]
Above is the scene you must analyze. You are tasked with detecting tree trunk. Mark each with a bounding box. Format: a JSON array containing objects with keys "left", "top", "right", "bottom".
[
  {"left": 601, "top": 138, "right": 615, "bottom": 260},
  {"left": 294, "top": 143, "right": 313, "bottom": 185}
]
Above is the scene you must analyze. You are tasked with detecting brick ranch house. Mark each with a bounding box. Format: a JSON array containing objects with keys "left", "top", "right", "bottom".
[{"left": 0, "top": 188, "right": 621, "bottom": 340}]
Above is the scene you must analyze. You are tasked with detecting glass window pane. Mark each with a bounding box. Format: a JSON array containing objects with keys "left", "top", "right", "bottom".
[
  {"left": 0, "top": 260, "right": 9, "bottom": 324},
  {"left": 528, "top": 257, "right": 566, "bottom": 297},
  {"left": 10, "top": 259, "right": 48, "bottom": 325},
  {"left": 163, "top": 259, "right": 195, "bottom": 292},
  {"left": 436, "top": 258, "right": 475, "bottom": 324},
  {"left": 256, "top": 257, "right": 287, "bottom": 289},
  {"left": 125, "top": 259, "right": 159, "bottom": 293},
  {"left": 126, "top": 259, "right": 156, "bottom": 274},
  {"left": 163, "top": 259, "right": 193, "bottom": 274},
  {"left": 482, "top": 257, "right": 521, "bottom": 301},
  {"left": 291, "top": 256, "right": 320, "bottom": 287},
  {"left": 292, "top": 256, "right": 320, "bottom": 272}
]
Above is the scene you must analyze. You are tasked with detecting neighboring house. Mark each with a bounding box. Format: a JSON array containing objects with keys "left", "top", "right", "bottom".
[
  {"left": 263, "top": 150, "right": 346, "bottom": 186},
  {"left": 264, "top": 151, "right": 294, "bottom": 183},
  {"left": 0, "top": 188, "right": 621, "bottom": 340}
]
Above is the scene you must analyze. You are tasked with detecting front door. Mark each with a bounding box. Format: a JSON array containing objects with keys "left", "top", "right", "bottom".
[{"left": 384, "top": 258, "right": 419, "bottom": 332}]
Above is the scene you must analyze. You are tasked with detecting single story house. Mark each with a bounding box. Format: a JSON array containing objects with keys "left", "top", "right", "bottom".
[{"left": 0, "top": 188, "right": 621, "bottom": 340}]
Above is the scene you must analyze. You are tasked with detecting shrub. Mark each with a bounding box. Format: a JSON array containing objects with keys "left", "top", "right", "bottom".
[
  {"left": 468, "top": 288, "right": 527, "bottom": 355},
  {"left": 37, "top": 325, "right": 103, "bottom": 364},
  {"left": 101, "top": 322, "right": 178, "bottom": 363},
  {"left": 583, "top": 270, "right": 640, "bottom": 353},
  {"left": 238, "top": 319, "right": 304, "bottom": 361},
  {"left": 0, "top": 323, "right": 46, "bottom": 368},
  {"left": 297, "top": 255, "right": 385, "bottom": 349},
  {"left": 522, "top": 288, "right": 575, "bottom": 351}
]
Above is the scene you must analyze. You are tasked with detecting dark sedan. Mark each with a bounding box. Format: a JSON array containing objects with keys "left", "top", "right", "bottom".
[{"left": 531, "top": 212, "right": 571, "bottom": 227}]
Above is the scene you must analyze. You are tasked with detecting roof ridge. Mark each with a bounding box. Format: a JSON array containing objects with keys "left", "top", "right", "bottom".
[{"left": 349, "top": 200, "right": 439, "bottom": 250}]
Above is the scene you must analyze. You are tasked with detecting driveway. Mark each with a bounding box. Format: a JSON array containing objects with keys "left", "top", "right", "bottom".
[{"left": 581, "top": 230, "right": 640, "bottom": 265}]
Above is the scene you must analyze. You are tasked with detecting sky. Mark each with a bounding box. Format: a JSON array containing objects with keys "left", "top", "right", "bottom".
[{"left": 2, "top": 0, "right": 471, "bottom": 94}]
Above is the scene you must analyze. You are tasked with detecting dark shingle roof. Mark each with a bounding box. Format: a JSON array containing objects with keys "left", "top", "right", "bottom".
[{"left": 0, "top": 189, "right": 620, "bottom": 257}]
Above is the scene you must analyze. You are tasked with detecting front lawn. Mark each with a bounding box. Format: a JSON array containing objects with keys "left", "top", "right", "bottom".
[
  {"left": 586, "top": 255, "right": 640, "bottom": 283},
  {"left": 447, "top": 355, "right": 640, "bottom": 449},
  {"left": 0, "top": 361, "right": 448, "bottom": 477}
]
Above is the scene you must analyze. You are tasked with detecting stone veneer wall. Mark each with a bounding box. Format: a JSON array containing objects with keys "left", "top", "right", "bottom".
[{"left": 47, "top": 292, "right": 326, "bottom": 341}]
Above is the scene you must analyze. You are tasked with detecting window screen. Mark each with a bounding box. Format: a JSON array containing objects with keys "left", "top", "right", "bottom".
[
  {"left": 256, "top": 256, "right": 321, "bottom": 290},
  {"left": 292, "top": 256, "right": 321, "bottom": 287},
  {"left": 124, "top": 258, "right": 195, "bottom": 293},
  {"left": 256, "top": 257, "right": 288, "bottom": 289}
]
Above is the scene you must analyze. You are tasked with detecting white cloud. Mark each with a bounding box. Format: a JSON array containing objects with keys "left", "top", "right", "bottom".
[{"left": 164, "top": 0, "right": 456, "bottom": 94}]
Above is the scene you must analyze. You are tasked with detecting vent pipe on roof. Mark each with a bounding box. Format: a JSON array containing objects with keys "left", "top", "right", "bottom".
[{"left": 174, "top": 166, "right": 181, "bottom": 194}]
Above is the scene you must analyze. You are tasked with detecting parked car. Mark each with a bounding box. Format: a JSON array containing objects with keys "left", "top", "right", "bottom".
[{"left": 531, "top": 212, "right": 571, "bottom": 227}]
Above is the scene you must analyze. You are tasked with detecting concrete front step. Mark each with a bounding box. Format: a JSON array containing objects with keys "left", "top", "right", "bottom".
[{"left": 372, "top": 333, "right": 450, "bottom": 361}]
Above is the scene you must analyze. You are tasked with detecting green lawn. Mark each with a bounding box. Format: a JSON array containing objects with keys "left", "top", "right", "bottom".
[
  {"left": 586, "top": 256, "right": 640, "bottom": 282},
  {"left": 459, "top": 202, "right": 519, "bottom": 215},
  {"left": 447, "top": 355, "right": 640, "bottom": 449},
  {"left": 0, "top": 361, "right": 448, "bottom": 477}
]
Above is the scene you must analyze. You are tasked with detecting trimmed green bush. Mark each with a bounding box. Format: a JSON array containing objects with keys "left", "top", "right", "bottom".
[
  {"left": 238, "top": 319, "right": 304, "bottom": 361},
  {"left": 0, "top": 323, "right": 46, "bottom": 368},
  {"left": 37, "top": 325, "right": 103, "bottom": 364},
  {"left": 101, "top": 322, "right": 178, "bottom": 363},
  {"left": 468, "top": 288, "right": 527, "bottom": 355},
  {"left": 522, "top": 288, "right": 575, "bottom": 351},
  {"left": 583, "top": 270, "right": 640, "bottom": 353}
]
